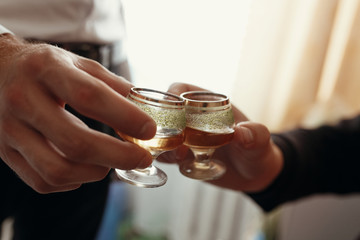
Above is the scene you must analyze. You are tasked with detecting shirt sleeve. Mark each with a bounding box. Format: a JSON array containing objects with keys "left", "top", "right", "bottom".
[
  {"left": 0, "top": 24, "right": 13, "bottom": 35},
  {"left": 247, "top": 115, "right": 360, "bottom": 212}
]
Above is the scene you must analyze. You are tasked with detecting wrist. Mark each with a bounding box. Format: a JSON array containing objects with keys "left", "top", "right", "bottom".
[
  {"left": 263, "top": 141, "right": 284, "bottom": 189},
  {"left": 0, "top": 33, "right": 27, "bottom": 55},
  {"left": 245, "top": 140, "right": 284, "bottom": 193},
  {"left": 0, "top": 33, "right": 29, "bottom": 73}
]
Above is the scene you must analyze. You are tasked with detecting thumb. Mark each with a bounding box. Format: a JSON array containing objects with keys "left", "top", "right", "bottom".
[
  {"left": 228, "top": 121, "right": 273, "bottom": 179},
  {"left": 233, "top": 121, "right": 271, "bottom": 152}
]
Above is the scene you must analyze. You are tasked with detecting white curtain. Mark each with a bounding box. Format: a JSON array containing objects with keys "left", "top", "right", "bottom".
[
  {"left": 231, "top": 0, "right": 360, "bottom": 239},
  {"left": 232, "top": 0, "right": 360, "bottom": 131},
  {"left": 123, "top": 0, "right": 360, "bottom": 239}
]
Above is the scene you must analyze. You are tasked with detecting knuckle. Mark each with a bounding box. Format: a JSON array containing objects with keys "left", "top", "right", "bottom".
[
  {"left": 169, "top": 82, "right": 180, "bottom": 88},
  {"left": 22, "top": 46, "right": 65, "bottom": 73},
  {"left": 34, "top": 180, "right": 80, "bottom": 194},
  {"left": 93, "top": 168, "right": 110, "bottom": 181},
  {"left": 72, "top": 83, "right": 99, "bottom": 106},
  {"left": 3, "top": 82, "right": 28, "bottom": 113},
  {"left": 80, "top": 58, "right": 103, "bottom": 70},
  {"left": 20, "top": 45, "right": 73, "bottom": 83},
  {"left": 32, "top": 180, "right": 53, "bottom": 194},
  {"left": 43, "top": 165, "right": 71, "bottom": 186},
  {"left": 0, "top": 117, "right": 14, "bottom": 139},
  {"left": 61, "top": 136, "right": 90, "bottom": 161},
  {"left": 21, "top": 48, "right": 51, "bottom": 74}
]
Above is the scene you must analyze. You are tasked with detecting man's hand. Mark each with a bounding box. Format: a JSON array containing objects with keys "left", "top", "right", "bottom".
[
  {"left": 0, "top": 34, "right": 156, "bottom": 193},
  {"left": 160, "top": 82, "right": 283, "bottom": 193}
]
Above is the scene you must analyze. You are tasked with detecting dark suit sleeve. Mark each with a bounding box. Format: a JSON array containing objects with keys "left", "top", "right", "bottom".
[{"left": 247, "top": 115, "right": 360, "bottom": 212}]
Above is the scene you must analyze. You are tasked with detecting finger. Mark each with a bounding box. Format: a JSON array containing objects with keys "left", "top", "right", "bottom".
[
  {"left": 157, "top": 145, "right": 190, "bottom": 164},
  {"left": 4, "top": 115, "right": 111, "bottom": 184},
  {"left": 60, "top": 69, "right": 155, "bottom": 139},
  {"left": 233, "top": 121, "right": 271, "bottom": 150},
  {"left": 7, "top": 86, "right": 153, "bottom": 170},
  {"left": 33, "top": 50, "right": 156, "bottom": 139},
  {"left": 74, "top": 56, "right": 132, "bottom": 96},
  {"left": 2, "top": 148, "right": 82, "bottom": 193},
  {"left": 167, "top": 82, "right": 208, "bottom": 95},
  {"left": 227, "top": 121, "right": 274, "bottom": 179},
  {"left": 205, "top": 122, "right": 274, "bottom": 191},
  {"left": 6, "top": 63, "right": 155, "bottom": 169},
  {"left": 39, "top": 110, "right": 153, "bottom": 170},
  {"left": 47, "top": 110, "right": 153, "bottom": 169}
]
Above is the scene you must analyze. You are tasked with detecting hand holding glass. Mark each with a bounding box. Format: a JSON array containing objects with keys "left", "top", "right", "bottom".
[
  {"left": 115, "top": 87, "right": 186, "bottom": 188},
  {"left": 179, "top": 91, "right": 235, "bottom": 180}
]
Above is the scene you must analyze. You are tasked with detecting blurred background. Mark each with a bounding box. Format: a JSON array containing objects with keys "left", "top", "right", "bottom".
[
  {"left": 1, "top": 0, "right": 360, "bottom": 240},
  {"left": 95, "top": 0, "right": 360, "bottom": 240},
  {"left": 122, "top": 0, "right": 249, "bottom": 95}
]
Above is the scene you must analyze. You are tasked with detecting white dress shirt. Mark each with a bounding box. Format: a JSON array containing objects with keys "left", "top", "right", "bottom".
[
  {"left": 0, "top": 0, "right": 126, "bottom": 44},
  {"left": 0, "top": 25, "right": 12, "bottom": 35}
]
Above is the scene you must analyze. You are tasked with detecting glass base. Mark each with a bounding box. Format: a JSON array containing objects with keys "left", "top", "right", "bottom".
[
  {"left": 115, "top": 165, "right": 167, "bottom": 188},
  {"left": 179, "top": 160, "right": 226, "bottom": 180}
]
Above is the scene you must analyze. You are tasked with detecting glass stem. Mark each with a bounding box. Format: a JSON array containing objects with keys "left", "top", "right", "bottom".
[{"left": 191, "top": 148, "right": 215, "bottom": 168}]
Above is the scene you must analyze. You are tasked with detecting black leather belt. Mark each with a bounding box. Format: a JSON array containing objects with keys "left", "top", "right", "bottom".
[{"left": 26, "top": 39, "right": 114, "bottom": 68}]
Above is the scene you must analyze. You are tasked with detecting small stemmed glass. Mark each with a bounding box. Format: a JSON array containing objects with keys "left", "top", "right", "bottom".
[
  {"left": 115, "top": 87, "right": 186, "bottom": 188},
  {"left": 179, "top": 91, "right": 235, "bottom": 180}
]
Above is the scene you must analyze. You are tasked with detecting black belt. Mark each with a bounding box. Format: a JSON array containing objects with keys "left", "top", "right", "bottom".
[{"left": 26, "top": 39, "right": 114, "bottom": 68}]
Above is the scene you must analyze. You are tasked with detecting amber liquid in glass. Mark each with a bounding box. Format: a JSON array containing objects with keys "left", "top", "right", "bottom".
[
  {"left": 117, "top": 130, "right": 184, "bottom": 153},
  {"left": 184, "top": 127, "right": 234, "bottom": 149}
]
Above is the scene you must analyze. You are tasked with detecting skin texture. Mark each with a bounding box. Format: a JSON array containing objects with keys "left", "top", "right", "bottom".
[
  {"left": 0, "top": 33, "right": 157, "bottom": 193},
  {"left": 160, "top": 82, "right": 284, "bottom": 193}
]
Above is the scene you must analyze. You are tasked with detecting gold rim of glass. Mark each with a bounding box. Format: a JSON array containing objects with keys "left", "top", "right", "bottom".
[
  {"left": 129, "top": 87, "right": 184, "bottom": 108},
  {"left": 180, "top": 91, "right": 230, "bottom": 108}
]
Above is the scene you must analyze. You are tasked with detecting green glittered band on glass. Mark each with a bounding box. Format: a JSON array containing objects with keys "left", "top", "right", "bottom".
[
  {"left": 131, "top": 100, "right": 186, "bottom": 129},
  {"left": 180, "top": 90, "right": 235, "bottom": 133},
  {"left": 128, "top": 87, "right": 186, "bottom": 129},
  {"left": 186, "top": 108, "right": 235, "bottom": 133}
]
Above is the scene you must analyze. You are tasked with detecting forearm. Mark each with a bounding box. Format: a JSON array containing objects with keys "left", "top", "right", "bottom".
[
  {"left": 247, "top": 133, "right": 309, "bottom": 212},
  {"left": 248, "top": 116, "right": 360, "bottom": 212}
]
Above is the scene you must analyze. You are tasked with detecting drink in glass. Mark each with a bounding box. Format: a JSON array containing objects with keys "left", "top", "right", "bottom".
[
  {"left": 115, "top": 87, "right": 186, "bottom": 188},
  {"left": 179, "top": 91, "right": 235, "bottom": 180}
]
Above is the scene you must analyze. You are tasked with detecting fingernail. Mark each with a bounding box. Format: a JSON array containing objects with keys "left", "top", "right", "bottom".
[{"left": 240, "top": 126, "right": 254, "bottom": 144}]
